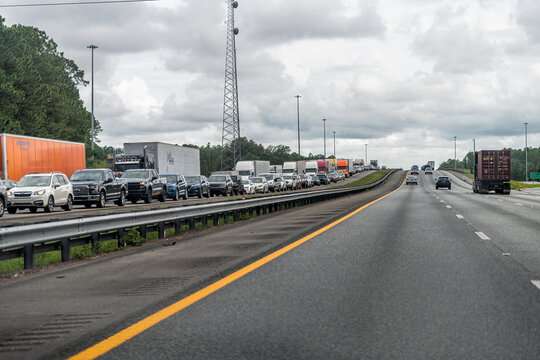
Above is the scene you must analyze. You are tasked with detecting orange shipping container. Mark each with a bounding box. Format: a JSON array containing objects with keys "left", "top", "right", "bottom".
[{"left": 0, "top": 133, "right": 86, "bottom": 181}]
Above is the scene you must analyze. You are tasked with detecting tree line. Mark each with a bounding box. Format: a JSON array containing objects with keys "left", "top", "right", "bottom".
[{"left": 438, "top": 147, "right": 540, "bottom": 181}]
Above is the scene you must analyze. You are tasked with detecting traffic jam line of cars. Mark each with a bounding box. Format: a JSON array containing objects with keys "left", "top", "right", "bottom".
[{"left": 0, "top": 165, "right": 370, "bottom": 217}]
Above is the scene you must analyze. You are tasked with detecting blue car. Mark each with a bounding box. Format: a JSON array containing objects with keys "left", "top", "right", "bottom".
[
  {"left": 185, "top": 175, "right": 210, "bottom": 198},
  {"left": 160, "top": 174, "right": 188, "bottom": 200}
]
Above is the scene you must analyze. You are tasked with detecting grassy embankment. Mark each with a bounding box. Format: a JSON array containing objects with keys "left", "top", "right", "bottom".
[{"left": 1, "top": 172, "right": 393, "bottom": 276}]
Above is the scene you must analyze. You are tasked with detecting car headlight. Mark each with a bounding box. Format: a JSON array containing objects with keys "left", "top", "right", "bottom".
[
  {"left": 7, "top": 191, "right": 12, "bottom": 196},
  {"left": 34, "top": 189, "right": 46, "bottom": 196},
  {"left": 139, "top": 181, "right": 147, "bottom": 185}
]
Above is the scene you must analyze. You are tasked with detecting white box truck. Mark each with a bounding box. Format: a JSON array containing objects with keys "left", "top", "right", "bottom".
[
  {"left": 305, "top": 161, "right": 318, "bottom": 175},
  {"left": 234, "top": 160, "right": 270, "bottom": 179},
  {"left": 282, "top": 161, "right": 297, "bottom": 174},
  {"left": 122, "top": 142, "right": 200, "bottom": 175},
  {"left": 269, "top": 165, "right": 283, "bottom": 173}
]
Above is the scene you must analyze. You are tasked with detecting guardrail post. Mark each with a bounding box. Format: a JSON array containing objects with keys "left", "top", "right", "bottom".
[
  {"left": 23, "top": 244, "right": 34, "bottom": 270},
  {"left": 139, "top": 225, "right": 147, "bottom": 239},
  {"left": 189, "top": 218, "right": 195, "bottom": 230},
  {"left": 158, "top": 222, "right": 165, "bottom": 239},
  {"left": 60, "top": 238, "right": 70, "bottom": 263},
  {"left": 91, "top": 233, "right": 99, "bottom": 251},
  {"left": 175, "top": 220, "right": 181, "bottom": 235},
  {"left": 213, "top": 214, "right": 219, "bottom": 226},
  {"left": 233, "top": 210, "right": 239, "bottom": 221}
]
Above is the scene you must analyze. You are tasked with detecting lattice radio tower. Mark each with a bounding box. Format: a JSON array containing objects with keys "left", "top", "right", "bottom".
[{"left": 221, "top": 0, "right": 241, "bottom": 170}]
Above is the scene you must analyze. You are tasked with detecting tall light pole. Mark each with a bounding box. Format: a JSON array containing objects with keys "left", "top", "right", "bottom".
[
  {"left": 365, "top": 143, "right": 368, "bottom": 165},
  {"left": 332, "top": 131, "right": 336, "bottom": 159},
  {"left": 472, "top": 138, "right": 476, "bottom": 173},
  {"left": 87, "top": 44, "right": 98, "bottom": 151},
  {"left": 295, "top": 95, "right": 301, "bottom": 158},
  {"left": 454, "top": 136, "right": 457, "bottom": 170},
  {"left": 322, "top": 118, "right": 327, "bottom": 159},
  {"left": 525, "top": 122, "right": 528, "bottom": 182}
]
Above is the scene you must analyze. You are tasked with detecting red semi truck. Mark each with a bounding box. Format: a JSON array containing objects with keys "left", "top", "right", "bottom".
[
  {"left": 473, "top": 150, "right": 511, "bottom": 194},
  {"left": 0, "top": 133, "right": 86, "bottom": 181}
]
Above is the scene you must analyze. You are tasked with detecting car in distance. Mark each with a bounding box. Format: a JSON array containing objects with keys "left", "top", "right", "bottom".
[
  {"left": 7, "top": 172, "right": 73, "bottom": 213},
  {"left": 282, "top": 175, "right": 297, "bottom": 190},
  {"left": 436, "top": 176, "right": 451, "bottom": 190},
  {"left": 121, "top": 169, "right": 167, "bottom": 204},
  {"left": 424, "top": 167, "right": 433, "bottom": 175},
  {"left": 208, "top": 174, "right": 233, "bottom": 196},
  {"left": 70, "top": 168, "right": 128, "bottom": 208},
  {"left": 259, "top": 173, "right": 281, "bottom": 192},
  {"left": 161, "top": 173, "right": 188, "bottom": 200},
  {"left": 406, "top": 175, "right": 418, "bottom": 185},
  {"left": 3, "top": 180, "right": 17, "bottom": 190},
  {"left": 316, "top": 172, "right": 330, "bottom": 185},
  {"left": 185, "top": 175, "right": 210, "bottom": 198},
  {"left": 241, "top": 179, "right": 256, "bottom": 194}
]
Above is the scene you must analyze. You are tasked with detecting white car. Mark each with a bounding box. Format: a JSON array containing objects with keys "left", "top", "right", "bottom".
[
  {"left": 7, "top": 172, "right": 74, "bottom": 213},
  {"left": 241, "top": 179, "right": 256, "bottom": 194},
  {"left": 282, "top": 175, "right": 297, "bottom": 190},
  {"left": 250, "top": 177, "right": 269, "bottom": 193}
]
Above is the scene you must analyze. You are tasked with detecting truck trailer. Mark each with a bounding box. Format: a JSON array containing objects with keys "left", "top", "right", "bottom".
[
  {"left": 119, "top": 142, "right": 200, "bottom": 176},
  {"left": 269, "top": 165, "right": 283, "bottom": 174},
  {"left": 0, "top": 133, "right": 86, "bottom": 181},
  {"left": 234, "top": 160, "right": 270, "bottom": 179},
  {"left": 337, "top": 159, "right": 354, "bottom": 177},
  {"left": 473, "top": 150, "right": 511, "bottom": 194}
]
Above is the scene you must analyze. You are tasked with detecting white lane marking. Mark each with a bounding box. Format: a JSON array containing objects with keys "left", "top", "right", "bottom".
[
  {"left": 475, "top": 232, "right": 490, "bottom": 240},
  {"left": 440, "top": 200, "right": 444, "bottom": 203},
  {"left": 498, "top": 199, "right": 503, "bottom": 202},
  {"left": 446, "top": 205, "right": 452, "bottom": 208},
  {"left": 456, "top": 214, "right": 464, "bottom": 219},
  {"left": 515, "top": 203, "right": 523, "bottom": 206},
  {"left": 531, "top": 281, "right": 540, "bottom": 290}
]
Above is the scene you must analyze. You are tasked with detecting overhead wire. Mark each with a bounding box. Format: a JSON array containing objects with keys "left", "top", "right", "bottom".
[{"left": 0, "top": 0, "right": 156, "bottom": 8}]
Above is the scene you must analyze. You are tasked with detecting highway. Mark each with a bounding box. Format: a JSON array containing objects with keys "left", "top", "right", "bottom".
[{"left": 1, "top": 170, "right": 539, "bottom": 359}]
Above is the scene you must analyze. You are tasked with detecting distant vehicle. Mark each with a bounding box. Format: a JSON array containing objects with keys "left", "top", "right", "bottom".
[
  {"left": 410, "top": 169, "right": 419, "bottom": 175},
  {"left": 370, "top": 160, "right": 379, "bottom": 170},
  {"left": 241, "top": 179, "right": 256, "bottom": 194},
  {"left": 428, "top": 161, "right": 435, "bottom": 170},
  {"left": 327, "top": 172, "right": 339, "bottom": 183},
  {"left": 424, "top": 167, "right": 432, "bottom": 175},
  {"left": 317, "top": 160, "right": 330, "bottom": 173},
  {"left": 185, "top": 175, "right": 210, "bottom": 198},
  {"left": 305, "top": 161, "right": 319, "bottom": 175},
  {"left": 316, "top": 172, "right": 330, "bottom": 185},
  {"left": 436, "top": 176, "right": 451, "bottom": 190},
  {"left": 381, "top": 166, "right": 387, "bottom": 170},
  {"left": 406, "top": 175, "right": 418, "bottom": 185},
  {"left": 234, "top": 160, "right": 270, "bottom": 180},
  {"left": 7, "top": 172, "right": 74, "bottom": 213},
  {"left": 259, "top": 173, "right": 281, "bottom": 192},
  {"left": 309, "top": 174, "right": 321, "bottom": 186},
  {"left": 250, "top": 177, "right": 269, "bottom": 193},
  {"left": 161, "top": 174, "right": 188, "bottom": 200},
  {"left": 299, "top": 174, "right": 313, "bottom": 187},
  {"left": 473, "top": 150, "right": 510, "bottom": 194},
  {"left": 295, "top": 174, "right": 305, "bottom": 189},
  {"left": 208, "top": 174, "right": 233, "bottom": 196},
  {"left": 269, "top": 165, "right": 283, "bottom": 174},
  {"left": 70, "top": 168, "right": 128, "bottom": 208},
  {"left": 337, "top": 159, "right": 354, "bottom": 177},
  {"left": 283, "top": 162, "right": 298, "bottom": 175},
  {"left": 282, "top": 175, "right": 297, "bottom": 190},
  {"left": 3, "top": 180, "right": 17, "bottom": 190},
  {"left": 0, "top": 180, "right": 6, "bottom": 217},
  {"left": 212, "top": 171, "right": 244, "bottom": 195},
  {"left": 121, "top": 169, "right": 167, "bottom": 204},
  {"left": 336, "top": 171, "right": 346, "bottom": 180}
]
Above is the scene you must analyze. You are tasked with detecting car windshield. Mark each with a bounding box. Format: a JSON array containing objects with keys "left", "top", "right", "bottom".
[
  {"left": 70, "top": 171, "right": 103, "bottom": 182},
  {"left": 122, "top": 170, "right": 149, "bottom": 179},
  {"left": 18, "top": 175, "right": 51, "bottom": 187},
  {"left": 163, "top": 175, "right": 178, "bottom": 183},
  {"left": 241, "top": 180, "right": 251, "bottom": 185},
  {"left": 438, "top": 177, "right": 449, "bottom": 180},
  {"left": 185, "top": 176, "right": 201, "bottom": 184},
  {"left": 251, "top": 178, "right": 263, "bottom": 183},
  {"left": 283, "top": 176, "right": 292, "bottom": 180},
  {"left": 262, "top": 175, "right": 273, "bottom": 180},
  {"left": 238, "top": 170, "right": 250, "bottom": 176},
  {"left": 208, "top": 176, "right": 226, "bottom": 182}
]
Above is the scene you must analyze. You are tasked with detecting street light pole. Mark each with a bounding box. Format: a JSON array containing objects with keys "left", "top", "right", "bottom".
[
  {"left": 295, "top": 95, "right": 301, "bottom": 159},
  {"left": 365, "top": 143, "right": 368, "bottom": 166},
  {"left": 332, "top": 131, "right": 336, "bottom": 159},
  {"left": 87, "top": 44, "right": 98, "bottom": 151},
  {"left": 454, "top": 136, "right": 457, "bottom": 170},
  {"left": 525, "top": 122, "right": 528, "bottom": 182},
  {"left": 322, "top": 118, "right": 327, "bottom": 159},
  {"left": 472, "top": 138, "right": 476, "bottom": 173}
]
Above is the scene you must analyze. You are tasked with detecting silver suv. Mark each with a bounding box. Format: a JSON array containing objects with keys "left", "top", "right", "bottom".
[{"left": 7, "top": 172, "right": 74, "bottom": 213}]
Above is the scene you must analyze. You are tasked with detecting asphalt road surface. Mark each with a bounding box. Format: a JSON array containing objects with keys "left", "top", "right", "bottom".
[{"left": 2, "top": 170, "right": 540, "bottom": 359}]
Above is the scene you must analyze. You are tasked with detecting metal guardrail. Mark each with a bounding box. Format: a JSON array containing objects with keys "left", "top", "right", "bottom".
[{"left": 0, "top": 170, "right": 397, "bottom": 270}]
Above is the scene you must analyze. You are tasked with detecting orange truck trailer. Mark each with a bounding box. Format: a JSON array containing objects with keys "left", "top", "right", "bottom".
[{"left": 0, "top": 133, "right": 86, "bottom": 181}]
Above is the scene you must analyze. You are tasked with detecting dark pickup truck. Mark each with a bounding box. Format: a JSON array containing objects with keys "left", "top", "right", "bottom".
[
  {"left": 121, "top": 169, "right": 167, "bottom": 203},
  {"left": 70, "top": 169, "right": 128, "bottom": 208}
]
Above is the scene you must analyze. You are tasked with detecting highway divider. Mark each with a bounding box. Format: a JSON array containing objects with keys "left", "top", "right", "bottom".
[{"left": 0, "top": 170, "right": 397, "bottom": 270}]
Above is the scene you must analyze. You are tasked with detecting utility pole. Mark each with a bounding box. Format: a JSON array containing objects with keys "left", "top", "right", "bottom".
[
  {"left": 332, "top": 131, "right": 336, "bottom": 159},
  {"left": 295, "top": 95, "right": 301, "bottom": 158},
  {"left": 454, "top": 136, "right": 457, "bottom": 170},
  {"left": 221, "top": 0, "right": 241, "bottom": 170},
  {"left": 472, "top": 138, "right": 476, "bottom": 173},
  {"left": 365, "top": 143, "right": 368, "bottom": 165},
  {"left": 525, "top": 122, "right": 528, "bottom": 182},
  {"left": 87, "top": 44, "right": 98, "bottom": 151},
  {"left": 322, "top": 118, "right": 327, "bottom": 159}
]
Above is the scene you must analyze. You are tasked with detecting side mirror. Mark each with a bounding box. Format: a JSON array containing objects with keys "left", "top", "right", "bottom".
[
  {"left": 152, "top": 176, "right": 158, "bottom": 181},
  {"left": 104, "top": 178, "right": 113, "bottom": 184}
]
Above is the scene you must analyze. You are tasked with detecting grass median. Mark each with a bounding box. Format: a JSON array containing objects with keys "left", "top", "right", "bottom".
[{"left": 331, "top": 169, "right": 391, "bottom": 188}]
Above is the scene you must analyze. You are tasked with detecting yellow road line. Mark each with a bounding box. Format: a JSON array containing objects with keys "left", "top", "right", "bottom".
[{"left": 69, "top": 173, "right": 406, "bottom": 360}]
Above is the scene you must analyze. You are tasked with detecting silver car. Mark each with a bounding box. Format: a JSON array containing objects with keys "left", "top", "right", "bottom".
[
  {"left": 250, "top": 177, "right": 269, "bottom": 193},
  {"left": 241, "top": 179, "right": 256, "bottom": 194},
  {"left": 406, "top": 175, "right": 418, "bottom": 185}
]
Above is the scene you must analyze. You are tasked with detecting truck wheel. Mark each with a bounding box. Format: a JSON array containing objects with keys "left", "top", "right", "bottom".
[
  {"left": 97, "top": 191, "right": 106, "bottom": 208},
  {"left": 116, "top": 190, "right": 126, "bottom": 206},
  {"left": 158, "top": 188, "right": 166, "bottom": 202},
  {"left": 144, "top": 189, "right": 152, "bottom": 203},
  {"left": 8, "top": 207, "right": 16, "bottom": 214},
  {"left": 44, "top": 196, "right": 54, "bottom": 213},
  {"left": 62, "top": 195, "right": 73, "bottom": 211}
]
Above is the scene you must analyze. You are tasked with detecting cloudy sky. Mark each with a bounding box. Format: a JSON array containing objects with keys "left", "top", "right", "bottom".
[{"left": 2, "top": 0, "right": 539, "bottom": 168}]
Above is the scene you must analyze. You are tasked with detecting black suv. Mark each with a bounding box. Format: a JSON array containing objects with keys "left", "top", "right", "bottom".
[
  {"left": 71, "top": 168, "right": 128, "bottom": 208},
  {"left": 208, "top": 174, "right": 233, "bottom": 196},
  {"left": 122, "top": 169, "right": 167, "bottom": 203},
  {"left": 436, "top": 176, "right": 451, "bottom": 190}
]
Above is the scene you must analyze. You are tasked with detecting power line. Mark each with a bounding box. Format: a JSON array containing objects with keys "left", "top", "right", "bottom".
[{"left": 0, "top": 0, "right": 156, "bottom": 8}]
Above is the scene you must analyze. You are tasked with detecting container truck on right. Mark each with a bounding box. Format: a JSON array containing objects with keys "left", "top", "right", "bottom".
[{"left": 473, "top": 150, "right": 511, "bottom": 194}]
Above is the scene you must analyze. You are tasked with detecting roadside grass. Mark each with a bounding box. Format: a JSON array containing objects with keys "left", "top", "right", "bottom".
[
  {"left": 0, "top": 172, "right": 388, "bottom": 276},
  {"left": 332, "top": 170, "right": 391, "bottom": 188},
  {"left": 510, "top": 180, "right": 540, "bottom": 190}
]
